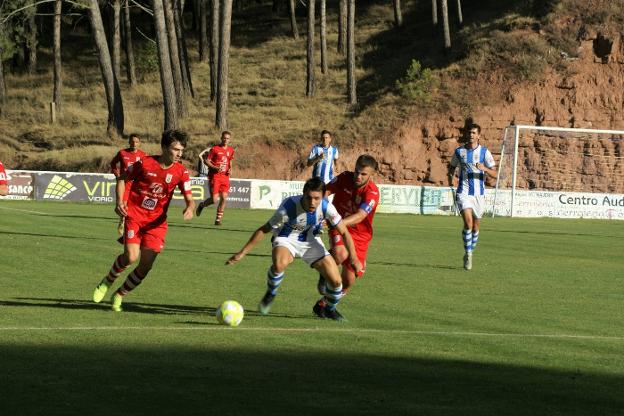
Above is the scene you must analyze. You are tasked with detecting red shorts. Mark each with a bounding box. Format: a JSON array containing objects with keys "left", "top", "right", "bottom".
[
  {"left": 329, "top": 229, "right": 369, "bottom": 276},
  {"left": 123, "top": 216, "right": 168, "bottom": 253},
  {"left": 209, "top": 175, "right": 230, "bottom": 195}
]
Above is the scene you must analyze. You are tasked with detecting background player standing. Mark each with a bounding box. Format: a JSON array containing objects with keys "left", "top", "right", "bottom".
[
  {"left": 0, "top": 160, "right": 8, "bottom": 196},
  {"left": 448, "top": 123, "right": 497, "bottom": 270},
  {"left": 196, "top": 131, "right": 234, "bottom": 225},
  {"left": 110, "top": 133, "right": 146, "bottom": 235},
  {"left": 307, "top": 130, "right": 339, "bottom": 184},
  {"left": 92, "top": 130, "right": 195, "bottom": 311},
  {"left": 314, "top": 154, "right": 379, "bottom": 319},
  {"left": 226, "top": 177, "right": 362, "bottom": 321}
]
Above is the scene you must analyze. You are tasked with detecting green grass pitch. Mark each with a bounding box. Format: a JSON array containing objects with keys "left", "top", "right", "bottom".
[{"left": 0, "top": 200, "right": 622, "bottom": 415}]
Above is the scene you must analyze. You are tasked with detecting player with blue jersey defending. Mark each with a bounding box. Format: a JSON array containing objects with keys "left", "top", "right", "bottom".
[
  {"left": 307, "top": 130, "right": 339, "bottom": 184},
  {"left": 226, "top": 177, "right": 362, "bottom": 321},
  {"left": 448, "top": 124, "right": 497, "bottom": 270}
]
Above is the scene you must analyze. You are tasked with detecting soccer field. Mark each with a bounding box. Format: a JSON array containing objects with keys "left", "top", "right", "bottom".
[{"left": 0, "top": 200, "right": 622, "bottom": 415}]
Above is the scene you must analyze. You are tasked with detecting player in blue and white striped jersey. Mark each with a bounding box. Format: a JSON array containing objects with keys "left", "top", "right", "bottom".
[
  {"left": 226, "top": 177, "right": 362, "bottom": 321},
  {"left": 307, "top": 130, "right": 339, "bottom": 183},
  {"left": 448, "top": 124, "right": 497, "bottom": 270}
]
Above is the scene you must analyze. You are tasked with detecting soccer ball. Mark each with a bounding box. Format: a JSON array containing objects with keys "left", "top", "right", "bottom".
[{"left": 216, "top": 300, "right": 244, "bottom": 327}]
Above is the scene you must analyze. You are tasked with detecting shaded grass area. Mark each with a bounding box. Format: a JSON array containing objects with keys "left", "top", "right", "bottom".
[{"left": 0, "top": 200, "right": 623, "bottom": 414}]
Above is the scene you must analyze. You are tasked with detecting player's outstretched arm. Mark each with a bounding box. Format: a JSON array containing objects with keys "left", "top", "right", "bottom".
[
  {"left": 341, "top": 209, "right": 368, "bottom": 228},
  {"left": 226, "top": 223, "right": 272, "bottom": 265},
  {"left": 334, "top": 222, "right": 363, "bottom": 274},
  {"left": 115, "top": 177, "right": 128, "bottom": 217},
  {"left": 182, "top": 193, "right": 196, "bottom": 221}
]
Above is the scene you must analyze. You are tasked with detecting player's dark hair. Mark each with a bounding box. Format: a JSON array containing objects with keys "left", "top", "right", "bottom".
[
  {"left": 303, "top": 177, "right": 326, "bottom": 195},
  {"left": 221, "top": 131, "right": 232, "bottom": 138},
  {"left": 161, "top": 129, "right": 188, "bottom": 148},
  {"left": 470, "top": 123, "right": 481, "bottom": 134},
  {"left": 321, "top": 130, "right": 331, "bottom": 137},
  {"left": 356, "top": 154, "right": 378, "bottom": 171},
  {"left": 129, "top": 133, "right": 140, "bottom": 140}
]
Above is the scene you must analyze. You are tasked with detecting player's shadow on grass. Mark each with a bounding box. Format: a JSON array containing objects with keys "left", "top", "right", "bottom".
[
  {"left": 4, "top": 297, "right": 216, "bottom": 316},
  {"left": 170, "top": 223, "right": 253, "bottom": 234},
  {"left": 371, "top": 260, "right": 459, "bottom": 270},
  {"left": 0, "top": 230, "right": 112, "bottom": 242}
]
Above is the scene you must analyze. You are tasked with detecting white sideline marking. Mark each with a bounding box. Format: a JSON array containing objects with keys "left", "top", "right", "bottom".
[{"left": 0, "top": 326, "right": 622, "bottom": 341}]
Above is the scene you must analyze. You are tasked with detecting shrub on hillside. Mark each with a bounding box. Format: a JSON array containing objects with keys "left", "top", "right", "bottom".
[
  {"left": 396, "top": 60, "right": 439, "bottom": 104},
  {"left": 134, "top": 42, "right": 160, "bottom": 78}
]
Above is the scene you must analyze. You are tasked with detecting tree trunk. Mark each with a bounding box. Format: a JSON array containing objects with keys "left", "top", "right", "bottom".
[
  {"left": 87, "top": 0, "right": 124, "bottom": 139},
  {"left": 26, "top": 0, "right": 38, "bottom": 74},
  {"left": 210, "top": 0, "right": 219, "bottom": 102},
  {"left": 123, "top": 0, "right": 137, "bottom": 86},
  {"left": 305, "top": 0, "right": 315, "bottom": 97},
  {"left": 163, "top": 0, "right": 188, "bottom": 117},
  {"left": 53, "top": 0, "right": 62, "bottom": 112},
  {"left": 152, "top": 0, "right": 178, "bottom": 130},
  {"left": 199, "top": 0, "right": 209, "bottom": 61},
  {"left": 320, "top": 0, "right": 327, "bottom": 75},
  {"left": 337, "top": 0, "right": 346, "bottom": 55},
  {"left": 215, "top": 0, "right": 233, "bottom": 129},
  {"left": 431, "top": 0, "right": 438, "bottom": 28},
  {"left": 288, "top": 0, "right": 298, "bottom": 40},
  {"left": 456, "top": 0, "right": 463, "bottom": 25},
  {"left": 174, "top": 0, "right": 194, "bottom": 97},
  {"left": 0, "top": 24, "right": 6, "bottom": 116},
  {"left": 347, "top": 0, "right": 356, "bottom": 105},
  {"left": 111, "top": 0, "right": 122, "bottom": 84},
  {"left": 393, "top": 0, "right": 403, "bottom": 27},
  {"left": 441, "top": 0, "right": 451, "bottom": 50},
  {"left": 0, "top": 59, "right": 5, "bottom": 117}
]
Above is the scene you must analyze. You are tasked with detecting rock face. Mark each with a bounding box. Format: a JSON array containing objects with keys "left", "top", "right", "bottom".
[{"left": 235, "top": 31, "right": 624, "bottom": 193}]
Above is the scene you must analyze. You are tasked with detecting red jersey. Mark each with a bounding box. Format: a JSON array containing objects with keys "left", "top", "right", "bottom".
[
  {"left": 327, "top": 171, "right": 379, "bottom": 241},
  {"left": 0, "top": 161, "right": 7, "bottom": 186},
  {"left": 125, "top": 156, "right": 192, "bottom": 222},
  {"left": 205, "top": 145, "right": 234, "bottom": 178},
  {"left": 110, "top": 148, "right": 146, "bottom": 177}
]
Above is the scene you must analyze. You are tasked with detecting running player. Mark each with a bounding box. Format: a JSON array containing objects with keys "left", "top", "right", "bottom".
[
  {"left": 307, "top": 130, "right": 339, "bottom": 184},
  {"left": 196, "top": 131, "right": 234, "bottom": 225},
  {"left": 110, "top": 133, "right": 146, "bottom": 235},
  {"left": 226, "top": 177, "right": 362, "bottom": 321},
  {"left": 92, "top": 130, "right": 195, "bottom": 311},
  {"left": 313, "top": 154, "right": 379, "bottom": 319},
  {"left": 448, "top": 123, "right": 497, "bottom": 270},
  {"left": 0, "top": 160, "right": 8, "bottom": 196}
]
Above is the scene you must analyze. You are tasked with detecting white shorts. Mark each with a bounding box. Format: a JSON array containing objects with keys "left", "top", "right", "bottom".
[
  {"left": 272, "top": 236, "right": 329, "bottom": 266},
  {"left": 456, "top": 194, "right": 485, "bottom": 219}
]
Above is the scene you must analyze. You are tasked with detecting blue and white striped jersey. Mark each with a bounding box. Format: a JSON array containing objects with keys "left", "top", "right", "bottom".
[
  {"left": 450, "top": 144, "right": 496, "bottom": 196},
  {"left": 308, "top": 144, "right": 339, "bottom": 184},
  {"left": 268, "top": 195, "right": 342, "bottom": 242}
]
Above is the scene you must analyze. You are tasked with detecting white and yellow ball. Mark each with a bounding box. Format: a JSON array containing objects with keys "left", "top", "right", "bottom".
[{"left": 216, "top": 300, "right": 244, "bottom": 327}]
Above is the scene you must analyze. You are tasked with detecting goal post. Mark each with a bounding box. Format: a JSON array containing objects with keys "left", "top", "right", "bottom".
[{"left": 492, "top": 125, "right": 624, "bottom": 218}]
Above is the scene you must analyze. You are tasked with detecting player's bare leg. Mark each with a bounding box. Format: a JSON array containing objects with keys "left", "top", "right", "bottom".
[
  {"left": 111, "top": 246, "right": 157, "bottom": 312},
  {"left": 461, "top": 209, "right": 475, "bottom": 270},
  {"left": 215, "top": 192, "right": 228, "bottom": 225},
  {"left": 259, "top": 247, "right": 293, "bottom": 315},
  {"left": 313, "top": 256, "right": 345, "bottom": 321}
]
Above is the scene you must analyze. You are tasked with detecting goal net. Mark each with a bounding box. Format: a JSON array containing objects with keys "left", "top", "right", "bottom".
[{"left": 491, "top": 125, "right": 624, "bottom": 219}]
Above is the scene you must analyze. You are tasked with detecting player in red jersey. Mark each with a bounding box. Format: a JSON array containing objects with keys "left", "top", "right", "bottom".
[
  {"left": 196, "top": 131, "right": 234, "bottom": 225},
  {"left": 0, "top": 161, "right": 8, "bottom": 196},
  {"left": 92, "top": 130, "right": 195, "bottom": 312},
  {"left": 110, "top": 133, "right": 146, "bottom": 235},
  {"left": 313, "top": 154, "right": 379, "bottom": 319}
]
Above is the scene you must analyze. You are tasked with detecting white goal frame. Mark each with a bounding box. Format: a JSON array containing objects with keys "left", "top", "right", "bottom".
[{"left": 493, "top": 124, "right": 624, "bottom": 217}]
